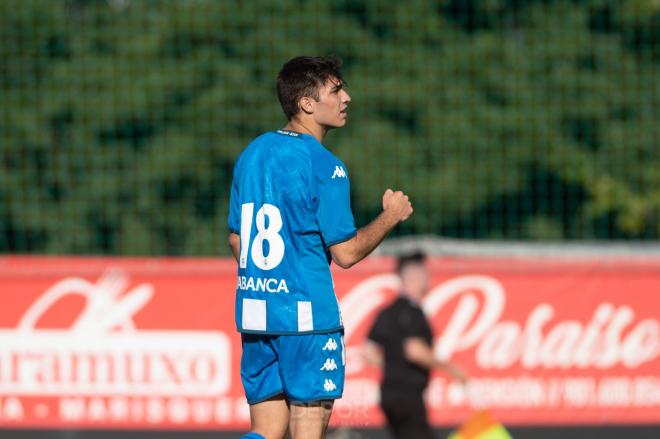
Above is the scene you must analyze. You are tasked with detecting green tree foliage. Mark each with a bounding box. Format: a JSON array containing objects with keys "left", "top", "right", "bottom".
[{"left": 1, "top": 0, "right": 658, "bottom": 255}]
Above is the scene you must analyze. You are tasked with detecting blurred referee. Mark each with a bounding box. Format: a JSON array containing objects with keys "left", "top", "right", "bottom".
[{"left": 364, "top": 250, "right": 466, "bottom": 439}]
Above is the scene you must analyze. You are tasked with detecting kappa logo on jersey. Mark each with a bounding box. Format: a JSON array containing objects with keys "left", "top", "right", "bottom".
[
  {"left": 322, "top": 338, "right": 338, "bottom": 351},
  {"left": 320, "top": 358, "right": 338, "bottom": 371},
  {"left": 323, "top": 379, "right": 337, "bottom": 392},
  {"left": 331, "top": 166, "right": 347, "bottom": 179}
]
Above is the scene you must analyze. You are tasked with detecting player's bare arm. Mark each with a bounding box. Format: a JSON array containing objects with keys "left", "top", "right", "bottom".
[
  {"left": 228, "top": 232, "right": 240, "bottom": 262},
  {"left": 330, "top": 188, "right": 413, "bottom": 269},
  {"left": 231, "top": 188, "right": 410, "bottom": 269}
]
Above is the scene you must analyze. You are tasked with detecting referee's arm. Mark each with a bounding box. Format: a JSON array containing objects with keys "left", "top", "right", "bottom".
[
  {"left": 363, "top": 340, "right": 384, "bottom": 367},
  {"left": 404, "top": 337, "right": 467, "bottom": 383}
]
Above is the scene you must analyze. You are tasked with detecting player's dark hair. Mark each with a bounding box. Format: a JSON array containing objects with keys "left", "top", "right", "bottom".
[
  {"left": 277, "top": 56, "right": 345, "bottom": 120},
  {"left": 396, "top": 250, "right": 427, "bottom": 274}
]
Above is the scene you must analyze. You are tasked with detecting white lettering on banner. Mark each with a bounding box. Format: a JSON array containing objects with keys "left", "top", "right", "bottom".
[
  {"left": 0, "top": 270, "right": 231, "bottom": 396},
  {"left": 340, "top": 274, "right": 660, "bottom": 373},
  {"left": 236, "top": 276, "right": 289, "bottom": 293},
  {"left": 0, "top": 397, "right": 25, "bottom": 421},
  {"left": 424, "top": 275, "right": 506, "bottom": 362},
  {"left": 57, "top": 396, "right": 245, "bottom": 424},
  {"left": 425, "top": 376, "right": 660, "bottom": 410},
  {"left": 339, "top": 274, "right": 400, "bottom": 341},
  {"left": 333, "top": 379, "right": 378, "bottom": 417},
  {"left": 426, "top": 275, "right": 659, "bottom": 370},
  {"left": 0, "top": 333, "right": 229, "bottom": 395}
]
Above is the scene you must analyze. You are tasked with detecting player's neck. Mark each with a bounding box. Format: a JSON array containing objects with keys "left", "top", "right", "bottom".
[{"left": 284, "top": 118, "right": 326, "bottom": 143}]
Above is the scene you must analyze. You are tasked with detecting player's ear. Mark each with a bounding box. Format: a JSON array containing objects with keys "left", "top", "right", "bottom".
[{"left": 299, "top": 96, "right": 315, "bottom": 114}]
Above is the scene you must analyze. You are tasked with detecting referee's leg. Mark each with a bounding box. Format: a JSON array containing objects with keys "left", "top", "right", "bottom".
[{"left": 381, "top": 389, "right": 434, "bottom": 439}]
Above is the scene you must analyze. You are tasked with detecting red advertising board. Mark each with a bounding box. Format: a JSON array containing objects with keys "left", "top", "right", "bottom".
[{"left": 0, "top": 256, "right": 659, "bottom": 429}]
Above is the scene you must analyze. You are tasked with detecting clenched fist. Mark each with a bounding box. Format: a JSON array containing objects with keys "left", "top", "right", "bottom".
[{"left": 382, "top": 188, "right": 413, "bottom": 223}]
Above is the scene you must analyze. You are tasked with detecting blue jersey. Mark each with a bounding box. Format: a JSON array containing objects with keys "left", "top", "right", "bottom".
[{"left": 228, "top": 129, "right": 357, "bottom": 334}]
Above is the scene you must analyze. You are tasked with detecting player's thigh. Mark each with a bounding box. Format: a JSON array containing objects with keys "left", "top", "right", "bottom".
[
  {"left": 289, "top": 400, "right": 334, "bottom": 439},
  {"left": 241, "top": 333, "right": 285, "bottom": 404},
  {"left": 249, "top": 394, "right": 290, "bottom": 439}
]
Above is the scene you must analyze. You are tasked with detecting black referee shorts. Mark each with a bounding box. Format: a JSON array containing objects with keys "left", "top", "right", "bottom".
[{"left": 380, "top": 388, "right": 434, "bottom": 439}]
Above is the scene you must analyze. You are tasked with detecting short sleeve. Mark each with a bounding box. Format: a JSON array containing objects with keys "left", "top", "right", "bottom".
[
  {"left": 314, "top": 161, "right": 357, "bottom": 246},
  {"left": 227, "top": 163, "right": 240, "bottom": 234},
  {"left": 399, "top": 307, "right": 432, "bottom": 341}
]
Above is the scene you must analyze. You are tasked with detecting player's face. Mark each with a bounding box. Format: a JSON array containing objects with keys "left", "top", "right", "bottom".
[{"left": 313, "top": 77, "right": 351, "bottom": 129}]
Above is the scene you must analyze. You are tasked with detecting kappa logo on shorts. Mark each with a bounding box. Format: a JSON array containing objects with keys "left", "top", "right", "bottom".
[
  {"left": 331, "top": 166, "right": 346, "bottom": 179},
  {"left": 322, "top": 338, "right": 338, "bottom": 351},
  {"left": 320, "top": 358, "right": 338, "bottom": 371},
  {"left": 323, "top": 379, "right": 337, "bottom": 392}
]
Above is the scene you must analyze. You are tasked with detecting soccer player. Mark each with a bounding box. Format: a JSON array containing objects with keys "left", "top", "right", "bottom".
[{"left": 227, "top": 56, "right": 413, "bottom": 439}]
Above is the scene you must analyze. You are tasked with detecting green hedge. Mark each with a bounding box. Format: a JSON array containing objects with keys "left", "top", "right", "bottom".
[{"left": 1, "top": 0, "right": 658, "bottom": 255}]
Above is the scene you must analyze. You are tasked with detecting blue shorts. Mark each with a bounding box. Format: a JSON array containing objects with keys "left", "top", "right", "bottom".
[{"left": 240, "top": 330, "right": 345, "bottom": 404}]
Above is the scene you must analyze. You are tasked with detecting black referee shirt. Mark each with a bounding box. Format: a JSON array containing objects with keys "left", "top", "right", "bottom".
[{"left": 367, "top": 296, "right": 434, "bottom": 394}]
